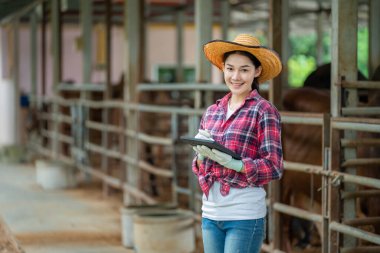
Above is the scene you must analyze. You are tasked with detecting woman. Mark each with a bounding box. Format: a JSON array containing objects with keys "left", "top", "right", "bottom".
[{"left": 192, "top": 34, "right": 283, "bottom": 253}]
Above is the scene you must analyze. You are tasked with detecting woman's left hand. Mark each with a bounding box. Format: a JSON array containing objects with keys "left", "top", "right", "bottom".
[{"left": 197, "top": 146, "right": 244, "bottom": 172}]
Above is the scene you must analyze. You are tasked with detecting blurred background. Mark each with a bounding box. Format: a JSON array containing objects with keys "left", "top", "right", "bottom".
[{"left": 0, "top": 1, "right": 379, "bottom": 253}]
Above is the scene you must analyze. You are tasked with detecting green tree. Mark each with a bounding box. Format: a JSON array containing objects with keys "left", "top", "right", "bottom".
[
  {"left": 288, "top": 55, "right": 316, "bottom": 87},
  {"left": 357, "top": 26, "right": 368, "bottom": 78},
  {"left": 287, "top": 26, "right": 368, "bottom": 87},
  {"left": 288, "top": 33, "right": 320, "bottom": 87}
]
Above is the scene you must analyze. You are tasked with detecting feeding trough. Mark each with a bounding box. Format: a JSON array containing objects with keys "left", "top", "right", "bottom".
[
  {"left": 133, "top": 209, "right": 195, "bottom": 253},
  {"left": 35, "top": 159, "right": 76, "bottom": 189},
  {"left": 120, "top": 203, "right": 177, "bottom": 248}
]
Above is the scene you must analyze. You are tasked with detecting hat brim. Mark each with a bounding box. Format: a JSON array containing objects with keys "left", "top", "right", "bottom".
[{"left": 203, "top": 40, "right": 282, "bottom": 83}]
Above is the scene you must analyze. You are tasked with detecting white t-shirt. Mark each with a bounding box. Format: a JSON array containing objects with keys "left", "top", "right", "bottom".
[
  {"left": 202, "top": 103, "right": 267, "bottom": 221},
  {"left": 202, "top": 182, "right": 267, "bottom": 220}
]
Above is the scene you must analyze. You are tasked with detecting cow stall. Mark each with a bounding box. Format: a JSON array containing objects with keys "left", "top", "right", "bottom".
[{"left": 1, "top": 0, "right": 380, "bottom": 252}]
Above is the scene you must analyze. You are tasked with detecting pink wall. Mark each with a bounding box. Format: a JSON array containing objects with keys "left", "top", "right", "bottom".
[
  {"left": 16, "top": 23, "right": 222, "bottom": 96},
  {"left": 146, "top": 24, "right": 222, "bottom": 83}
]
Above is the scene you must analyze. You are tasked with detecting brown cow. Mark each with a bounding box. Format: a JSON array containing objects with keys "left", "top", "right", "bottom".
[
  {"left": 281, "top": 87, "right": 329, "bottom": 249},
  {"left": 281, "top": 65, "right": 380, "bottom": 250}
]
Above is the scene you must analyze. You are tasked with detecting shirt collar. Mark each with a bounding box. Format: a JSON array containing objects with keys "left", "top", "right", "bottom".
[{"left": 216, "top": 89, "right": 259, "bottom": 108}]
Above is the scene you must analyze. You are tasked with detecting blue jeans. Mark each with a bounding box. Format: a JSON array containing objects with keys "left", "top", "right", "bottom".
[{"left": 202, "top": 217, "right": 266, "bottom": 253}]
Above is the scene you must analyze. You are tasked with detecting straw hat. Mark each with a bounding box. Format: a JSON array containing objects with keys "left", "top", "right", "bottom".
[{"left": 203, "top": 34, "right": 282, "bottom": 83}]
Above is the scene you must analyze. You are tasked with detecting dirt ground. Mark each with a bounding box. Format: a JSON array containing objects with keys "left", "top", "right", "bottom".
[
  {"left": 0, "top": 217, "right": 24, "bottom": 253},
  {"left": 0, "top": 162, "right": 132, "bottom": 253},
  {"left": 0, "top": 162, "right": 325, "bottom": 253}
]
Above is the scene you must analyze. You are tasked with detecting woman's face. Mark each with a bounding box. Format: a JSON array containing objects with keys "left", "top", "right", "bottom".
[{"left": 223, "top": 53, "right": 262, "bottom": 99}]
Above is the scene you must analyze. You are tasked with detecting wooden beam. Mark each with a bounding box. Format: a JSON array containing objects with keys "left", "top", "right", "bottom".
[
  {"left": 80, "top": 0, "right": 92, "bottom": 85},
  {"left": 175, "top": 7, "right": 184, "bottom": 82},
  {"left": 268, "top": 0, "right": 287, "bottom": 251},
  {"left": 51, "top": 0, "right": 62, "bottom": 158},
  {"left": 329, "top": 127, "right": 342, "bottom": 253},
  {"left": 268, "top": 0, "right": 287, "bottom": 109},
  {"left": 220, "top": 0, "right": 230, "bottom": 40},
  {"left": 331, "top": 0, "right": 358, "bottom": 117},
  {"left": 331, "top": 0, "right": 359, "bottom": 248},
  {"left": 369, "top": 0, "right": 380, "bottom": 77},
  {"left": 124, "top": 0, "right": 142, "bottom": 205},
  {"left": 12, "top": 19, "right": 21, "bottom": 145},
  {"left": 195, "top": 0, "right": 212, "bottom": 83},
  {"left": 101, "top": 0, "right": 112, "bottom": 196},
  {"left": 30, "top": 9, "right": 37, "bottom": 106}
]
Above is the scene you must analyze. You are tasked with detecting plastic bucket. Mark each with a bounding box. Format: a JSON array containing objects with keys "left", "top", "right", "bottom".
[
  {"left": 35, "top": 160, "right": 76, "bottom": 189},
  {"left": 133, "top": 209, "right": 195, "bottom": 253},
  {"left": 120, "top": 203, "right": 177, "bottom": 248}
]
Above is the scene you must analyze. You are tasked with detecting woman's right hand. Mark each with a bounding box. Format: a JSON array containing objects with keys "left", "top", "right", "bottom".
[
  {"left": 193, "top": 129, "right": 213, "bottom": 161},
  {"left": 195, "top": 129, "right": 213, "bottom": 140}
]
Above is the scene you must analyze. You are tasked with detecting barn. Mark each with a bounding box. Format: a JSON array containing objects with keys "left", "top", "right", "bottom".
[{"left": 0, "top": 0, "right": 379, "bottom": 252}]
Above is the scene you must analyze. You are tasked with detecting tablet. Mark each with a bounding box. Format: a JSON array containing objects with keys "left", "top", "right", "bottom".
[{"left": 180, "top": 136, "right": 241, "bottom": 160}]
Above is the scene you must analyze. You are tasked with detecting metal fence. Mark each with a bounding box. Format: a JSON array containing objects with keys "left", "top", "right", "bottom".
[{"left": 30, "top": 82, "right": 380, "bottom": 252}]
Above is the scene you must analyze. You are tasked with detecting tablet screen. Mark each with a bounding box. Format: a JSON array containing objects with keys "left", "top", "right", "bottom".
[{"left": 180, "top": 136, "right": 241, "bottom": 160}]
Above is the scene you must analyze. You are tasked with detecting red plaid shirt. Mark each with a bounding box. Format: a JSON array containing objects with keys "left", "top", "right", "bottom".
[{"left": 192, "top": 89, "right": 283, "bottom": 197}]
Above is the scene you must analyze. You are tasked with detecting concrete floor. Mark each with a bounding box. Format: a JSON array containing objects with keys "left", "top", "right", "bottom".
[{"left": 0, "top": 162, "right": 133, "bottom": 253}]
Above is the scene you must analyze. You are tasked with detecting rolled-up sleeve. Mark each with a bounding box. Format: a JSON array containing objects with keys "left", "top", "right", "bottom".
[{"left": 243, "top": 106, "right": 283, "bottom": 186}]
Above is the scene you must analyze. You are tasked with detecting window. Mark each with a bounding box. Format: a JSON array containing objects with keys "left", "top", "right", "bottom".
[{"left": 157, "top": 66, "right": 195, "bottom": 83}]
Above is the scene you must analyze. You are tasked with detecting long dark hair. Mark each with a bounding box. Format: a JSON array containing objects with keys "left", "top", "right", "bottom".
[{"left": 223, "top": 50, "right": 261, "bottom": 92}]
